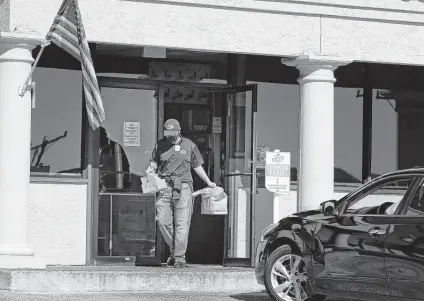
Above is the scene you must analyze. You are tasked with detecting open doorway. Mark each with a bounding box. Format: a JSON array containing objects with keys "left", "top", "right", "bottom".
[
  {"left": 93, "top": 78, "right": 257, "bottom": 267},
  {"left": 162, "top": 84, "right": 226, "bottom": 264},
  {"left": 160, "top": 84, "right": 259, "bottom": 266}
]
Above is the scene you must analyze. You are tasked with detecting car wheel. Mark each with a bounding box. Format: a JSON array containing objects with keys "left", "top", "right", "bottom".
[{"left": 264, "top": 245, "right": 326, "bottom": 301}]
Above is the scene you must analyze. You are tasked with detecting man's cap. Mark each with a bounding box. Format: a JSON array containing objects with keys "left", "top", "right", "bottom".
[{"left": 164, "top": 119, "right": 181, "bottom": 136}]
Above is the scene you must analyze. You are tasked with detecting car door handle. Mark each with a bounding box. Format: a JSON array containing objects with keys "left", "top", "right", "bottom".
[
  {"left": 401, "top": 234, "right": 416, "bottom": 244},
  {"left": 369, "top": 227, "right": 386, "bottom": 237}
]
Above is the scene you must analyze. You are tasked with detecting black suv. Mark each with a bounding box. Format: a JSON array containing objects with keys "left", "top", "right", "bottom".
[{"left": 255, "top": 168, "right": 424, "bottom": 301}]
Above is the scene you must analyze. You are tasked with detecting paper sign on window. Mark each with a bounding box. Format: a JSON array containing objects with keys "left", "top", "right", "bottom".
[
  {"left": 123, "top": 121, "right": 140, "bottom": 147},
  {"left": 265, "top": 151, "right": 291, "bottom": 195}
]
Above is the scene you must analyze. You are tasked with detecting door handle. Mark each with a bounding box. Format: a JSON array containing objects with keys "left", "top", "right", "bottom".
[
  {"left": 255, "top": 172, "right": 259, "bottom": 195},
  {"left": 223, "top": 173, "right": 253, "bottom": 177},
  {"left": 401, "top": 234, "right": 416, "bottom": 244},
  {"left": 369, "top": 227, "right": 386, "bottom": 237}
]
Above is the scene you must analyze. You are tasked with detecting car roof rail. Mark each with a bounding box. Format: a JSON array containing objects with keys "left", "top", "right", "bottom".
[{"left": 413, "top": 165, "right": 424, "bottom": 169}]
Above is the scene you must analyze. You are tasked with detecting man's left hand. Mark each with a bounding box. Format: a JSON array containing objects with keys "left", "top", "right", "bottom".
[{"left": 207, "top": 182, "right": 217, "bottom": 188}]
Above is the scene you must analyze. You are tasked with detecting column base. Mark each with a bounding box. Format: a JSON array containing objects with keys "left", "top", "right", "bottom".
[{"left": 0, "top": 255, "right": 46, "bottom": 269}]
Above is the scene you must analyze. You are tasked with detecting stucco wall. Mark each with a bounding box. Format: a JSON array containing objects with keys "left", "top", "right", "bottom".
[
  {"left": 29, "top": 182, "right": 87, "bottom": 266},
  {"left": 9, "top": 0, "right": 424, "bottom": 66}
]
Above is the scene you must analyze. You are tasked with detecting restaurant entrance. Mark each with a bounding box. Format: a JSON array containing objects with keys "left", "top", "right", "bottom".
[{"left": 93, "top": 77, "right": 258, "bottom": 266}]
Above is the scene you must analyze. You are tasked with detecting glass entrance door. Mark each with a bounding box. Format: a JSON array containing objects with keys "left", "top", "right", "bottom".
[
  {"left": 95, "top": 78, "right": 165, "bottom": 265},
  {"left": 216, "top": 85, "right": 258, "bottom": 267}
]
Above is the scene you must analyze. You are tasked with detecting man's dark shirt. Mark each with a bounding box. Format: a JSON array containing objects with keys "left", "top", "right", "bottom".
[{"left": 151, "top": 137, "right": 204, "bottom": 183}]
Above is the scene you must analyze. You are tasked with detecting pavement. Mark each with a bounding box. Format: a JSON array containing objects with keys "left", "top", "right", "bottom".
[
  {"left": 0, "top": 291, "right": 272, "bottom": 301},
  {"left": 0, "top": 291, "right": 357, "bottom": 301},
  {"left": 0, "top": 265, "right": 262, "bottom": 293}
]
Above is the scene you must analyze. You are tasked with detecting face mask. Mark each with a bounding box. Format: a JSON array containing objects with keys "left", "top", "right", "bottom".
[{"left": 166, "top": 134, "right": 180, "bottom": 144}]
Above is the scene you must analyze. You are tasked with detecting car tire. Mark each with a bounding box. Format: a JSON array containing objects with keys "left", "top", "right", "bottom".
[{"left": 264, "top": 245, "right": 326, "bottom": 301}]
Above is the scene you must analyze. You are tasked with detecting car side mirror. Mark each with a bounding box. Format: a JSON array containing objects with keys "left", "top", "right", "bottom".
[{"left": 320, "top": 200, "right": 337, "bottom": 215}]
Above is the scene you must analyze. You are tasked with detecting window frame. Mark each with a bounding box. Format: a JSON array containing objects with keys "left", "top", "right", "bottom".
[{"left": 337, "top": 173, "right": 423, "bottom": 217}]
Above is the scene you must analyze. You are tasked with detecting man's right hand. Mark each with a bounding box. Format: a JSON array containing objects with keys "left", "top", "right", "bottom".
[{"left": 147, "top": 161, "right": 157, "bottom": 174}]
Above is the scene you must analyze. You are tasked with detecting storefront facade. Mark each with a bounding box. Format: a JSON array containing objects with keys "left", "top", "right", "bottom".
[{"left": 1, "top": 0, "right": 424, "bottom": 268}]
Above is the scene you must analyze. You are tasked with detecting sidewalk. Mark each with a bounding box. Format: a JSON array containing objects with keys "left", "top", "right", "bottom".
[
  {"left": 0, "top": 291, "right": 271, "bottom": 301},
  {"left": 0, "top": 265, "right": 263, "bottom": 294},
  {"left": 0, "top": 291, "right": 357, "bottom": 301}
]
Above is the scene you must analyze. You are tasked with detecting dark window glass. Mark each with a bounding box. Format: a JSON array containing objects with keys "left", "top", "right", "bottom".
[
  {"left": 334, "top": 88, "right": 363, "bottom": 184},
  {"left": 98, "top": 87, "right": 158, "bottom": 193},
  {"left": 250, "top": 82, "right": 300, "bottom": 183},
  {"left": 31, "top": 68, "right": 82, "bottom": 175},
  {"left": 371, "top": 89, "right": 397, "bottom": 177},
  {"left": 407, "top": 183, "right": 424, "bottom": 216},
  {"left": 345, "top": 178, "right": 413, "bottom": 215}
]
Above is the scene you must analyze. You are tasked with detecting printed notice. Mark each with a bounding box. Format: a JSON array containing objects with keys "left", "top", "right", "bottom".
[
  {"left": 212, "top": 117, "right": 222, "bottom": 134},
  {"left": 123, "top": 121, "right": 140, "bottom": 147},
  {"left": 265, "top": 151, "right": 291, "bottom": 195}
]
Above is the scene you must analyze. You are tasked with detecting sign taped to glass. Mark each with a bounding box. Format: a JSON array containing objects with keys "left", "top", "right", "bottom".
[
  {"left": 123, "top": 121, "right": 140, "bottom": 147},
  {"left": 212, "top": 117, "right": 222, "bottom": 133},
  {"left": 265, "top": 150, "right": 290, "bottom": 195}
]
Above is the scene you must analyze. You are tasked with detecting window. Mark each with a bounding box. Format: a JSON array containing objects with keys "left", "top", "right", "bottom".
[
  {"left": 368, "top": 62, "right": 424, "bottom": 176},
  {"left": 99, "top": 86, "right": 158, "bottom": 193},
  {"left": 344, "top": 178, "right": 414, "bottom": 215},
  {"left": 371, "top": 89, "right": 397, "bottom": 177},
  {"left": 31, "top": 68, "right": 83, "bottom": 175},
  {"left": 250, "top": 82, "right": 300, "bottom": 182},
  {"left": 406, "top": 182, "right": 424, "bottom": 216},
  {"left": 334, "top": 87, "right": 363, "bottom": 184}
]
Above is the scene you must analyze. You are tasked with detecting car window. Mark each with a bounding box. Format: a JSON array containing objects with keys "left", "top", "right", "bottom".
[
  {"left": 406, "top": 182, "right": 424, "bottom": 216},
  {"left": 344, "top": 178, "right": 414, "bottom": 215}
]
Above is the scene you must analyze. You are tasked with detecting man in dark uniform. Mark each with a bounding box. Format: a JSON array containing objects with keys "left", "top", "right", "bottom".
[{"left": 149, "top": 119, "right": 216, "bottom": 268}]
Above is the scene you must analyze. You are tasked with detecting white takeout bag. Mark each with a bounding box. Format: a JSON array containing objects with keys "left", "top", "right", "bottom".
[
  {"left": 192, "top": 187, "right": 228, "bottom": 215},
  {"left": 141, "top": 171, "right": 167, "bottom": 194}
]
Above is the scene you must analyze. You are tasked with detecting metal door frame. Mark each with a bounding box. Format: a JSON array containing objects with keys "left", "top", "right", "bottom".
[{"left": 213, "top": 84, "right": 258, "bottom": 267}]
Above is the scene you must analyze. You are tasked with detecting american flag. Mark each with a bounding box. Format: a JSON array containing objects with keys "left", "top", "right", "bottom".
[{"left": 46, "top": 0, "right": 105, "bottom": 130}]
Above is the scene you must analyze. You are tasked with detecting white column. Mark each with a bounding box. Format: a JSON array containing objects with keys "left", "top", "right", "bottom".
[
  {"left": 0, "top": 34, "right": 45, "bottom": 269},
  {"left": 282, "top": 55, "right": 351, "bottom": 212}
]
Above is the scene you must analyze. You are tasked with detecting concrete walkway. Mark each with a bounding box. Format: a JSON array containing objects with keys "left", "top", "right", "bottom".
[
  {"left": 0, "top": 291, "right": 271, "bottom": 301},
  {"left": 0, "top": 291, "right": 356, "bottom": 301},
  {"left": 0, "top": 265, "right": 263, "bottom": 294}
]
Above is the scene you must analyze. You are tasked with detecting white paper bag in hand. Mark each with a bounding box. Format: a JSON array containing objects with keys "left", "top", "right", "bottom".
[
  {"left": 141, "top": 170, "right": 168, "bottom": 194},
  {"left": 192, "top": 186, "right": 228, "bottom": 215},
  {"left": 141, "top": 177, "right": 158, "bottom": 194},
  {"left": 146, "top": 172, "right": 167, "bottom": 190}
]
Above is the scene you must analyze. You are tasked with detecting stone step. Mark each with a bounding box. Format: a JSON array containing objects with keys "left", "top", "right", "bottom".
[{"left": 0, "top": 265, "right": 264, "bottom": 294}]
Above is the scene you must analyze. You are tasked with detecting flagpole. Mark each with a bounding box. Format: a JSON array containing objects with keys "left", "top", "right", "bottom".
[{"left": 19, "top": 39, "right": 51, "bottom": 97}]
